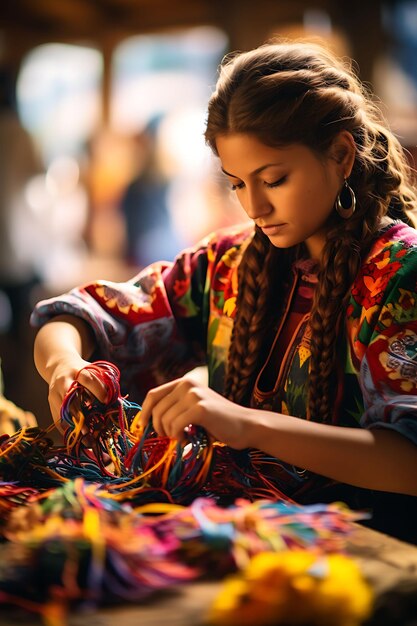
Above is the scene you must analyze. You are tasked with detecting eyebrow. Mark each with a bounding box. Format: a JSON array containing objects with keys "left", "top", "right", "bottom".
[{"left": 221, "top": 163, "right": 284, "bottom": 178}]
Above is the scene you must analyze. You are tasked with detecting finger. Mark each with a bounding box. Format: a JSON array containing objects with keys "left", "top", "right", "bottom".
[
  {"left": 51, "top": 399, "right": 64, "bottom": 432},
  {"left": 150, "top": 387, "right": 187, "bottom": 437},
  {"left": 139, "top": 390, "right": 160, "bottom": 429},
  {"left": 156, "top": 395, "right": 192, "bottom": 439},
  {"left": 76, "top": 370, "right": 109, "bottom": 403},
  {"left": 51, "top": 382, "right": 76, "bottom": 431},
  {"left": 140, "top": 379, "right": 181, "bottom": 428},
  {"left": 152, "top": 385, "right": 188, "bottom": 435},
  {"left": 168, "top": 406, "right": 207, "bottom": 442}
]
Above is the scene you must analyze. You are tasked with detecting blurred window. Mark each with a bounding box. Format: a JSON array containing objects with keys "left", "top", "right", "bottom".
[
  {"left": 110, "top": 26, "right": 227, "bottom": 134},
  {"left": 374, "top": 1, "right": 417, "bottom": 143},
  {"left": 383, "top": 0, "right": 417, "bottom": 88},
  {"left": 16, "top": 43, "right": 103, "bottom": 164},
  {"left": 108, "top": 26, "right": 244, "bottom": 249}
]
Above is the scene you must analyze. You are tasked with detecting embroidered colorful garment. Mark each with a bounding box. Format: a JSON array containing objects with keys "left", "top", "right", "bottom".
[{"left": 31, "top": 221, "right": 417, "bottom": 501}]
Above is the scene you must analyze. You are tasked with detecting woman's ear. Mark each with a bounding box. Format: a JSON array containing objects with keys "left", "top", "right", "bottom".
[{"left": 329, "top": 130, "right": 356, "bottom": 179}]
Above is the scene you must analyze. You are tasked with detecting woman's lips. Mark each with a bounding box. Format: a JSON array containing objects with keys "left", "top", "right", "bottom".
[{"left": 261, "top": 223, "right": 287, "bottom": 236}]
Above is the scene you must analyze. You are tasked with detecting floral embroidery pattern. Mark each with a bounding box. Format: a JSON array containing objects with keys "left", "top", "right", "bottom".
[
  {"left": 351, "top": 242, "right": 403, "bottom": 311},
  {"left": 32, "top": 222, "right": 417, "bottom": 459}
]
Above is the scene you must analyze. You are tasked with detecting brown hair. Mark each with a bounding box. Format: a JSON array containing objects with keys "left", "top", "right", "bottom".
[{"left": 205, "top": 41, "right": 417, "bottom": 422}]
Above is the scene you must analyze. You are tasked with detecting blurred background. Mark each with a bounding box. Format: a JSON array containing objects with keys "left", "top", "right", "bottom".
[{"left": 0, "top": 0, "right": 416, "bottom": 426}]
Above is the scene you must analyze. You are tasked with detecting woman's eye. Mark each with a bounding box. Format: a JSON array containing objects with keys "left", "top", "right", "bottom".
[
  {"left": 265, "top": 176, "right": 287, "bottom": 188},
  {"left": 229, "top": 176, "right": 287, "bottom": 191}
]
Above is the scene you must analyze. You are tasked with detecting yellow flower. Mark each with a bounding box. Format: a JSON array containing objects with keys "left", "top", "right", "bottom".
[
  {"left": 298, "top": 345, "right": 311, "bottom": 368},
  {"left": 212, "top": 316, "right": 234, "bottom": 348},
  {"left": 209, "top": 550, "right": 373, "bottom": 626},
  {"left": 221, "top": 247, "right": 240, "bottom": 268},
  {"left": 223, "top": 297, "right": 237, "bottom": 318}
]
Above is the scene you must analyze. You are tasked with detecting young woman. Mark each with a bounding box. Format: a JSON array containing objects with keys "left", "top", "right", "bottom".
[{"left": 32, "top": 41, "right": 417, "bottom": 539}]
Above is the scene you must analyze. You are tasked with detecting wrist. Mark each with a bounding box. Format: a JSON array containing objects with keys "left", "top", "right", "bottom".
[
  {"left": 43, "top": 352, "right": 85, "bottom": 384},
  {"left": 242, "top": 407, "right": 274, "bottom": 449}
]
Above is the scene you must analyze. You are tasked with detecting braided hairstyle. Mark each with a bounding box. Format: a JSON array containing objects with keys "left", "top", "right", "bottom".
[{"left": 205, "top": 41, "right": 417, "bottom": 422}]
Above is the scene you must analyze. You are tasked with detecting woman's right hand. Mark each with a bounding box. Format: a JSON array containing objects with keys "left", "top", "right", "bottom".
[
  {"left": 47, "top": 356, "right": 109, "bottom": 427},
  {"left": 33, "top": 316, "right": 102, "bottom": 428}
]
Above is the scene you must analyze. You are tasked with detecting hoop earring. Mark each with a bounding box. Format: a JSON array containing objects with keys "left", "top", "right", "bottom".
[{"left": 335, "top": 179, "right": 356, "bottom": 219}]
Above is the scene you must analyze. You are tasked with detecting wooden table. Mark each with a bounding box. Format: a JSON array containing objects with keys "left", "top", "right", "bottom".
[{"left": 2, "top": 522, "right": 417, "bottom": 626}]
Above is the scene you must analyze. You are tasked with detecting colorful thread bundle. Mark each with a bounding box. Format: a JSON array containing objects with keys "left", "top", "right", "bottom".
[
  {"left": 0, "top": 361, "right": 291, "bottom": 505},
  {"left": 0, "top": 361, "right": 370, "bottom": 624},
  {"left": 0, "top": 478, "right": 363, "bottom": 621}
]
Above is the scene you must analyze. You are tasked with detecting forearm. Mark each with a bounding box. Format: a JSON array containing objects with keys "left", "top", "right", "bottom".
[
  {"left": 249, "top": 411, "right": 417, "bottom": 496},
  {"left": 34, "top": 315, "right": 95, "bottom": 384}
]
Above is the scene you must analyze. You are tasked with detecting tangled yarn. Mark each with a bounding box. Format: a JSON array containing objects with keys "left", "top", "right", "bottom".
[{"left": 0, "top": 361, "right": 369, "bottom": 624}]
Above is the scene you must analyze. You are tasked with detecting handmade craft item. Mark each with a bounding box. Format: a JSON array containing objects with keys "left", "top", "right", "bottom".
[{"left": 0, "top": 361, "right": 372, "bottom": 625}]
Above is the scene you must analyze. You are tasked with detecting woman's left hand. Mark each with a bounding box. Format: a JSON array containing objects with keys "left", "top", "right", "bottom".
[{"left": 139, "top": 377, "right": 253, "bottom": 449}]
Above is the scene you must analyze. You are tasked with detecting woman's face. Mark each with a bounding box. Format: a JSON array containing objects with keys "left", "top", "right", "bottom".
[{"left": 216, "top": 133, "right": 345, "bottom": 259}]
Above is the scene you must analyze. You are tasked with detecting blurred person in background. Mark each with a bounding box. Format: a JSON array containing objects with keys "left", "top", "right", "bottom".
[{"left": 120, "top": 117, "right": 183, "bottom": 268}]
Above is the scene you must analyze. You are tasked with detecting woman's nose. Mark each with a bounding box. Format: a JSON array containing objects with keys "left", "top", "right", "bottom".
[{"left": 244, "top": 189, "right": 273, "bottom": 219}]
